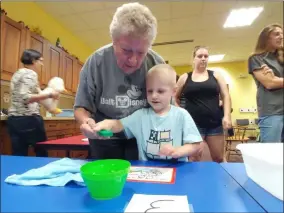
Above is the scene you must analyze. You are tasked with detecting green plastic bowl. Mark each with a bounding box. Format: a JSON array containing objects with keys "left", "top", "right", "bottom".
[{"left": 80, "top": 159, "right": 131, "bottom": 200}]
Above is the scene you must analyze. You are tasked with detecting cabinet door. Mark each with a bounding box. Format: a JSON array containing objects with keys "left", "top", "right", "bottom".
[
  {"left": 48, "top": 150, "right": 67, "bottom": 158},
  {"left": 1, "top": 14, "right": 26, "bottom": 81},
  {"left": 62, "top": 53, "right": 75, "bottom": 92},
  {"left": 72, "top": 61, "right": 83, "bottom": 93},
  {"left": 44, "top": 43, "right": 63, "bottom": 85},
  {"left": 26, "top": 31, "right": 46, "bottom": 85},
  {"left": 70, "top": 150, "right": 89, "bottom": 159},
  {"left": 0, "top": 122, "right": 12, "bottom": 155}
]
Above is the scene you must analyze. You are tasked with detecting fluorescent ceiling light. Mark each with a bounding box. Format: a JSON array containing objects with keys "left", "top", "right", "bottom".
[
  {"left": 223, "top": 7, "right": 263, "bottom": 28},
  {"left": 209, "top": 54, "right": 225, "bottom": 62}
]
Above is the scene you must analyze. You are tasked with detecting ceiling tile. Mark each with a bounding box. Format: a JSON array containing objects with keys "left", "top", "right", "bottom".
[
  {"left": 156, "top": 32, "right": 197, "bottom": 44},
  {"left": 80, "top": 10, "right": 112, "bottom": 30},
  {"left": 235, "top": 1, "right": 268, "bottom": 9},
  {"left": 58, "top": 15, "right": 90, "bottom": 32},
  {"left": 103, "top": 2, "right": 128, "bottom": 9},
  {"left": 35, "top": 1, "right": 283, "bottom": 66},
  {"left": 68, "top": 2, "right": 105, "bottom": 13},
  {"left": 157, "top": 20, "right": 172, "bottom": 34},
  {"left": 171, "top": 1, "right": 203, "bottom": 19},
  {"left": 199, "top": 13, "right": 229, "bottom": 31},
  {"left": 170, "top": 17, "right": 199, "bottom": 34},
  {"left": 145, "top": 2, "right": 171, "bottom": 20},
  {"left": 202, "top": 0, "right": 238, "bottom": 15},
  {"left": 36, "top": 2, "right": 74, "bottom": 16}
]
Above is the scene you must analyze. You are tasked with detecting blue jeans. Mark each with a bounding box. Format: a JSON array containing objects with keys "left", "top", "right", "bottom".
[
  {"left": 258, "top": 115, "right": 284, "bottom": 143},
  {"left": 197, "top": 125, "right": 224, "bottom": 137}
]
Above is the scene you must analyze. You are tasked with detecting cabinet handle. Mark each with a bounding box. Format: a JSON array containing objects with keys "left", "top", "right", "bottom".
[{"left": 49, "top": 124, "right": 57, "bottom": 127}]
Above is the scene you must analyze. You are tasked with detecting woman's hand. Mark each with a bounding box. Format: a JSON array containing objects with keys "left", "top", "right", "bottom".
[
  {"left": 222, "top": 116, "right": 232, "bottom": 130},
  {"left": 49, "top": 91, "right": 60, "bottom": 100},
  {"left": 80, "top": 118, "right": 103, "bottom": 139},
  {"left": 261, "top": 64, "right": 274, "bottom": 77}
]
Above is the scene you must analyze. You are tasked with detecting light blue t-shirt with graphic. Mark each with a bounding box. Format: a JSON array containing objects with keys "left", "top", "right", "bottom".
[{"left": 120, "top": 105, "right": 202, "bottom": 162}]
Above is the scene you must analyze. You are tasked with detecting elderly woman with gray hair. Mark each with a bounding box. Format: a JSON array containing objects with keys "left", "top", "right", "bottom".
[{"left": 74, "top": 2, "right": 164, "bottom": 160}]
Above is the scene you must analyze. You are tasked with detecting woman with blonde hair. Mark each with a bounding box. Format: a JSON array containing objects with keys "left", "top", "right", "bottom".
[
  {"left": 176, "top": 46, "right": 232, "bottom": 163},
  {"left": 248, "top": 24, "right": 283, "bottom": 142}
]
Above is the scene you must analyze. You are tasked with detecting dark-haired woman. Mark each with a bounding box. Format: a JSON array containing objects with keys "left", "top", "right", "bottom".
[{"left": 7, "top": 49, "right": 59, "bottom": 156}]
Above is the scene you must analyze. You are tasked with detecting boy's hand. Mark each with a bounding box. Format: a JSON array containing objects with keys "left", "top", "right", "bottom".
[
  {"left": 159, "top": 144, "right": 175, "bottom": 156},
  {"left": 171, "top": 149, "right": 182, "bottom": 159}
]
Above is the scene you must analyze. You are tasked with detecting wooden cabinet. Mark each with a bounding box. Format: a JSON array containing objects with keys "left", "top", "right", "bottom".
[
  {"left": 45, "top": 43, "right": 64, "bottom": 85},
  {"left": 0, "top": 121, "right": 12, "bottom": 155},
  {"left": 1, "top": 12, "right": 84, "bottom": 95},
  {"left": 44, "top": 120, "right": 79, "bottom": 140},
  {"left": 62, "top": 53, "right": 75, "bottom": 92},
  {"left": 70, "top": 150, "right": 88, "bottom": 159},
  {"left": 25, "top": 31, "right": 46, "bottom": 85},
  {"left": 0, "top": 119, "right": 81, "bottom": 156},
  {"left": 1, "top": 14, "right": 26, "bottom": 81},
  {"left": 72, "top": 61, "right": 83, "bottom": 93},
  {"left": 48, "top": 150, "right": 67, "bottom": 158}
]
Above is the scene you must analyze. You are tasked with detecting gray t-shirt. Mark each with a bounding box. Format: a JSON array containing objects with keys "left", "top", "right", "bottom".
[
  {"left": 248, "top": 52, "right": 283, "bottom": 117},
  {"left": 74, "top": 43, "right": 164, "bottom": 122}
]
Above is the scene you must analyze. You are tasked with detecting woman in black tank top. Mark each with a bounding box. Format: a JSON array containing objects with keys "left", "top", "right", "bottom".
[{"left": 176, "top": 46, "right": 232, "bottom": 163}]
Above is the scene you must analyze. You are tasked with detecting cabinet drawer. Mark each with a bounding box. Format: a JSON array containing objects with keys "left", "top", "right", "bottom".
[
  {"left": 59, "top": 121, "right": 75, "bottom": 130},
  {"left": 28, "top": 146, "right": 36, "bottom": 156},
  {"left": 75, "top": 122, "right": 80, "bottom": 129},
  {"left": 47, "top": 136, "right": 58, "bottom": 140},
  {"left": 46, "top": 130, "right": 61, "bottom": 137},
  {"left": 46, "top": 129, "right": 74, "bottom": 137},
  {"left": 0, "top": 141, "right": 4, "bottom": 154},
  {"left": 60, "top": 129, "right": 74, "bottom": 136},
  {"left": 45, "top": 121, "right": 60, "bottom": 131},
  {"left": 70, "top": 150, "right": 89, "bottom": 159},
  {"left": 48, "top": 150, "right": 67, "bottom": 158}
]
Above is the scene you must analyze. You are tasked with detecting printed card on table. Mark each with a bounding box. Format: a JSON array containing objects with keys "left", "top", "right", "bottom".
[
  {"left": 127, "top": 166, "right": 176, "bottom": 184},
  {"left": 124, "top": 194, "right": 191, "bottom": 213}
]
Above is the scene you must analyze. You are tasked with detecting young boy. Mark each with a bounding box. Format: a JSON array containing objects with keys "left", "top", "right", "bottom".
[{"left": 94, "top": 64, "right": 202, "bottom": 162}]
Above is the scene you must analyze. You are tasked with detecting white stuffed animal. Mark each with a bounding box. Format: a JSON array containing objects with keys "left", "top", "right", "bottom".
[{"left": 40, "top": 77, "right": 66, "bottom": 114}]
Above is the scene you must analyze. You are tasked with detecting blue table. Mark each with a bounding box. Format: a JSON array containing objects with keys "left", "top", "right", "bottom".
[
  {"left": 1, "top": 155, "right": 265, "bottom": 213},
  {"left": 221, "top": 163, "right": 283, "bottom": 213}
]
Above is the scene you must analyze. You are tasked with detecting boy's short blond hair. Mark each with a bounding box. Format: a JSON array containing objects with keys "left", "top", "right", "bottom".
[{"left": 147, "top": 64, "right": 177, "bottom": 86}]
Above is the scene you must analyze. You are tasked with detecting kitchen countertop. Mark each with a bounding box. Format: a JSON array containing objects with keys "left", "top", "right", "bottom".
[
  {"left": 0, "top": 116, "right": 75, "bottom": 121},
  {"left": 43, "top": 117, "right": 75, "bottom": 121}
]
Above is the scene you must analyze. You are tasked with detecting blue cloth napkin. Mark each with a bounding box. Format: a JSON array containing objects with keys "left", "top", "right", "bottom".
[{"left": 5, "top": 158, "right": 87, "bottom": 187}]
